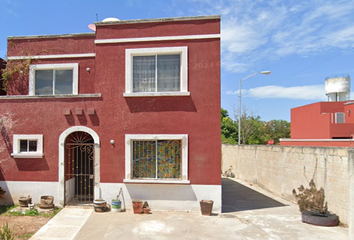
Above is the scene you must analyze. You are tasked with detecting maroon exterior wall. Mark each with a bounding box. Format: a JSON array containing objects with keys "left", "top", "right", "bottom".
[{"left": 0, "top": 17, "right": 221, "bottom": 185}]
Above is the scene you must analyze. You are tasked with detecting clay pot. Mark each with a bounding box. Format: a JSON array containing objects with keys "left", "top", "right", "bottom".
[
  {"left": 40, "top": 195, "right": 54, "bottom": 209},
  {"left": 144, "top": 206, "right": 151, "bottom": 214},
  {"left": 93, "top": 199, "right": 107, "bottom": 212},
  {"left": 19, "top": 196, "right": 32, "bottom": 207},
  {"left": 132, "top": 200, "right": 143, "bottom": 214}
]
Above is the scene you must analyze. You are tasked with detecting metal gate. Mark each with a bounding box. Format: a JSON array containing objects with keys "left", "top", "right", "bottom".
[{"left": 65, "top": 132, "right": 94, "bottom": 204}]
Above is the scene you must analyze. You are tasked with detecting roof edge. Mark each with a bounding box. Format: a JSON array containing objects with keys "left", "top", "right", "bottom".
[
  {"left": 95, "top": 15, "right": 221, "bottom": 26},
  {"left": 8, "top": 32, "right": 96, "bottom": 40}
]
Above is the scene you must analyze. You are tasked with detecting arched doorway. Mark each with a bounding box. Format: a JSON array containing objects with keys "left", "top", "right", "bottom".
[
  {"left": 65, "top": 131, "right": 94, "bottom": 205},
  {"left": 58, "top": 126, "right": 100, "bottom": 207}
]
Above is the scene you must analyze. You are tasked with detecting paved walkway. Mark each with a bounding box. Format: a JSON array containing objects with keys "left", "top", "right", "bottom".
[
  {"left": 30, "top": 208, "right": 92, "bottom": 240},
  {"left": 30, "top": 178, "right": 349, "bottom": 240}
]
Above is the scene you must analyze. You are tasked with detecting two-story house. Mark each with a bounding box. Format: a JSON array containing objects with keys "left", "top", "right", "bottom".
[{"left": 0, "top": 15, "right": 221, "bottom": 212}]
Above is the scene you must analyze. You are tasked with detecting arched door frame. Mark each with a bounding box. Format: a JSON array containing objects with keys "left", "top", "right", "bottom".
[{"left": 58, "top": 126, "right": 100, "bottom": 206}]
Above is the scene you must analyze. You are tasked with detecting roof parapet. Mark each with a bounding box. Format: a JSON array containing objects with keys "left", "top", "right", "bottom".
[{"left": 95, "top": 15, "right": 221, "bottom": 26}]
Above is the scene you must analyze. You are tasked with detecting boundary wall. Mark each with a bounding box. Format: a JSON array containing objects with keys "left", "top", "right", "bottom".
[{"left": 222, "top": 144, "right": 351, "bottom": 227}]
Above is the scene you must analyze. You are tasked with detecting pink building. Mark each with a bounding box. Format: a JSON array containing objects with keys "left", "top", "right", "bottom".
[{"left": 0, "top": 15, "right": 221, "bottom": 211}]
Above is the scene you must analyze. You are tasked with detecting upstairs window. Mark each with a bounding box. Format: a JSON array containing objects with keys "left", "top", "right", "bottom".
[
  {"left": 133, "top": 54, "right": 180, "bottom": 92},
  {"left": 29, "top": 63, "right": 78, "bottom": 95},
  {"left": 335, "top": 112, "right": 345, "bottom": 124},
  {"left": 125, "top": 47, "right": 189, "bottom": 97}
]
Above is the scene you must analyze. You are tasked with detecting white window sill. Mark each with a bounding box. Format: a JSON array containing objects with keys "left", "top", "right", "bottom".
[
  {"left": 123, "top": 92, "right": 190, "bottom": 97},
  {"left": 123, "top": 179, "right": 190, "bottom": 184},
  {"left": 11, "top": 153, "right": 44, "bottom": 158},
  {"left": 0, "top": 94, "right": 102, "bottom": 100}
]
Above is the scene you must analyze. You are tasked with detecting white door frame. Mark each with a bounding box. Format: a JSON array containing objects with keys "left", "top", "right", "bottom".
[{"left": 58, "top": 126, "right": 100, "bottom": 206}]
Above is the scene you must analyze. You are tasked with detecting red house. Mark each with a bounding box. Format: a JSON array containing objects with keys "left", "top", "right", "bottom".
[
  {"left": 280, "top": 101, "right": 354, "bottom": 147},
  {"left": 280, "top": 76, "right": 354, "bottom": 147},
  {"left": 0, "top": 15, "right": 221, "bottom": 212}
]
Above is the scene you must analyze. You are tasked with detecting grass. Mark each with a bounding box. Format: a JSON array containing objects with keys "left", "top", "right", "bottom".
[
  {"left": 0, "top": 206, "right": 17, "bottom": 215},
  {"left": 0, "top": 205, "right": 61, "bottom": 217},
  {"left": 17, "top": 233, "right": 33, "bottom": 240}
]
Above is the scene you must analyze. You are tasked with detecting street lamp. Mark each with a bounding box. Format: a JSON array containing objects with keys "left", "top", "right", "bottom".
[{"left": 238, "top": 71, "right": 271, "bottom": 145}]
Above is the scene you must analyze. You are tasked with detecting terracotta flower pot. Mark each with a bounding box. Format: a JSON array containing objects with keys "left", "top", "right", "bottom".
[
  {"left": 200, "top": 200, "right": 213, "bottom": 216},
  {"left": 132, "top": 200, "right": 143, "bottom": 214}
]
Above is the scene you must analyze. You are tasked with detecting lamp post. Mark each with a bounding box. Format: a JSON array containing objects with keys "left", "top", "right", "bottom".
[{"left": 238, "top": 71, "right": 271, "bottom": 145}]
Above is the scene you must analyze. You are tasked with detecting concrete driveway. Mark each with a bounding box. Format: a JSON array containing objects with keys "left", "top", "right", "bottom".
[{"left": 31, "top": 178, "right": 348, "bottom": 240}]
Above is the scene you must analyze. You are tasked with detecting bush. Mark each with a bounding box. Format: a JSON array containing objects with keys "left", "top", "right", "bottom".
[{"left": 0, "top": 223, "right": 14, "bottom": 240}]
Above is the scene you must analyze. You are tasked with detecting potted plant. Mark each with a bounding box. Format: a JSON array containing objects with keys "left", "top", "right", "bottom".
[{"left": 292, "top": 179, "right": 339, "bottom": 226}]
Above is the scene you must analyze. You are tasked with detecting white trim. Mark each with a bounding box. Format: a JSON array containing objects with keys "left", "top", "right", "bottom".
[
  {"left": 8, "top": 53, "right": 95, "bottom": 60},
  {"left": 95, "top": 34, "right": 220, "bottom": 44},
  {"left": 58, "top": 126, "right": 100, "bottom": 206},
  {"left": 0, "top": 93, "right": 101, "bottom": 100},
  {"left": 11, "top": 134, "right": 43, "bottom": 158},
  {"left": 99, "top": 183, "right": 221, "bottom": 212},
  {"left": 0, "top": 181, "right": 59, "bottom": 206},
  {"left": 125, "top": 46, "right": 188, "bottom": 96},
  {"left": 123, "top": 92, "right": 190, "bottom": 97},
  {"left": 123, "top": 179, "right": 190, "bottom": 184},
  {"left": 280, "top": 138, "right": 354, "bottom": 142},
  {"left": 29, "top": 63, "right": 79, "bottom": 96},
  {"left": 125, "top": 134, "right": 188, "bottom": 183}
]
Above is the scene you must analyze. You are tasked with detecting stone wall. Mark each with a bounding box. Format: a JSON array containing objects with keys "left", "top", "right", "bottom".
[{"left": 222, "top": 144, "right": 349, "bottom": 225}]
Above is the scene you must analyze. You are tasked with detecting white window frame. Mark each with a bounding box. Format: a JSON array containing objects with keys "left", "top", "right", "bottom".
[
  {"left": 124, "top": 46, "right": 189, "bottom": 97},
  {"left": 124, "top": 134, "right": 189, "bottom": 184},
  {"left": 29, "top": 63, "right": 79, "bottom": 96},
  {"left": 335, "top": 112, "right": 345, "bottom": 124},
  {"left": 11, "top": 134, "right": 44, "bottom": 158}
]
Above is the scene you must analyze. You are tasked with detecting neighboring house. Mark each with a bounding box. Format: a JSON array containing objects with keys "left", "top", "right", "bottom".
[
  {"left": 280, "top": 76, "right": 354, "bottom": 147},
  {"left": 0, "top": 15, "right": 221, "bottom": 212}
]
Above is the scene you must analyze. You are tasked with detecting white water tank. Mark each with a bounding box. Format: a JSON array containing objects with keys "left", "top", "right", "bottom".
[{"left": 325, "top": 76, "right": 350, "bottom": 102}]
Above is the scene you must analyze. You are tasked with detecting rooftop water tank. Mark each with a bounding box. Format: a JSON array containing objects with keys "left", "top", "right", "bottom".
[{"left": 325, "top": 76, "right": 351, "bottom": 102}]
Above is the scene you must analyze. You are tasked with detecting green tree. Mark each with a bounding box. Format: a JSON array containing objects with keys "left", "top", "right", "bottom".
[
  {"left": 220, "top": 108, "right": 291, "bottom": 145},
  {"left": 263, "top": 120, "right": 290, "bottom": 144},
  {"left": 221, "top": 108, "right": 237, "bottom": 144}
]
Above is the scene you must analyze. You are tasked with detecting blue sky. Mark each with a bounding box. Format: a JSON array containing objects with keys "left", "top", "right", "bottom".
[{"left": 1, "top": 0, "right": 354, "bottom": 121}]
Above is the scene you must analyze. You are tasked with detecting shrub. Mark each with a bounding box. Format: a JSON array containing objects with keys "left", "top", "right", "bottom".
[{"left": 0, "top": 223, "right": 14, "bottom": 240}]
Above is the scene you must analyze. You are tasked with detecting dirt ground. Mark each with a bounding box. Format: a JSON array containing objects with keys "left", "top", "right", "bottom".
[{"left": 0, "top": 215, "right": 49, "bottom": 240}]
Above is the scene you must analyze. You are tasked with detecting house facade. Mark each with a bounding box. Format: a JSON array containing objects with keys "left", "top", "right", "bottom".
[
  {"left": 0, "top": 15, "right": 221, "bottom": 211},
  {"left": 280, "top": 101, "right": 354, "bottom": 147}
]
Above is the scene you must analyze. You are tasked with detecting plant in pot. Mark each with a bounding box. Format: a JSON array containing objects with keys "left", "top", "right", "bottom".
[{"left": 292, "top": 179, "right": 339, "bottom": 226}]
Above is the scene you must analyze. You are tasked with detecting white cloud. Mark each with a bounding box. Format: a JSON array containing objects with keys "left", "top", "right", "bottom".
[
  {"left": 227, "top": 85, "right": 327, "bottom": 101},
  {"left": 188, "top": 0, "right": 354, "bottom": 73}
]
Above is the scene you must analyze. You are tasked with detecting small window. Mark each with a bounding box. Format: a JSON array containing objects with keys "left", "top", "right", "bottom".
[
  {"left": 20, "top": 140, "right": 38, "bottom": 152},
  {"left": 335, "top": 112, "right": 345, "bottom": 124},
  {"left": 125, "top": 134, "right": 189, "bottom": 183},
  {"left": 12, "top": 135, "right": 43, "bottom": 158},
  {"left": 29, "top": 63, "right": 78, "bottom": 96},
  {"left": 125, "top": 47, "right": 189, "bottom": 97}
]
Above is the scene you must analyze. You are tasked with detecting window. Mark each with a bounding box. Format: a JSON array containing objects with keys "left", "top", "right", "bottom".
[
  {"left": 11, "top": 135, "right": 43, "bottom": 158},
  {"left": 335, "top": 112, "right": 345, "bottom": 123},
  {"left": 125, "top": 134, "right": 189, "bottom": 183},
  {"left": 124, "top": 47, "right": 189, "bottom": 97},
  {"left": 29, "top": 63, "right": 78, "bottom": 96}
]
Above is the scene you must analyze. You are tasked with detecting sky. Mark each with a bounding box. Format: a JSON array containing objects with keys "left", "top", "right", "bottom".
[{"left": 1, "top": 0, "right": 354, "bottom": 121}]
